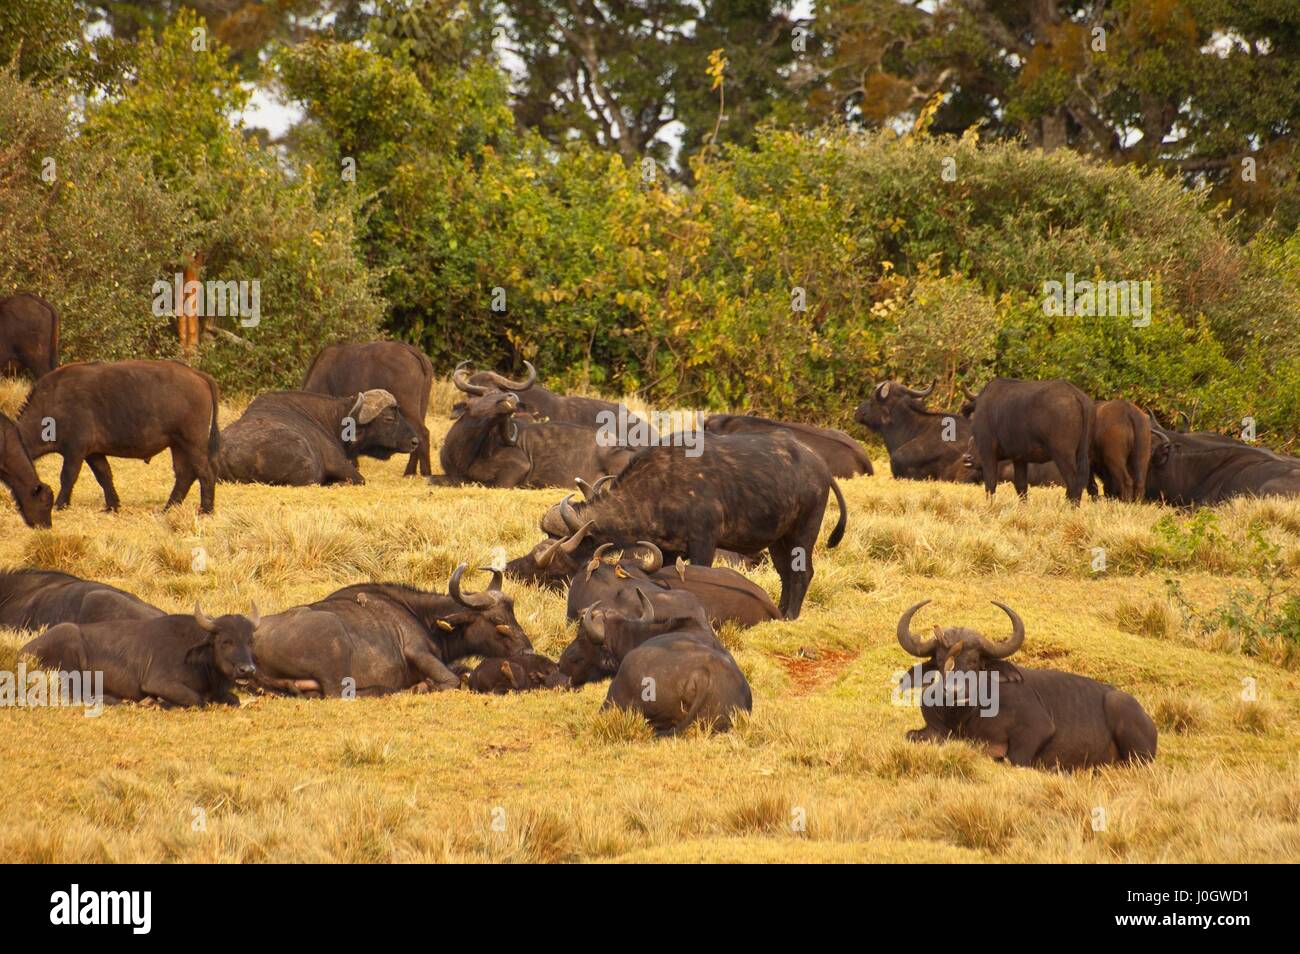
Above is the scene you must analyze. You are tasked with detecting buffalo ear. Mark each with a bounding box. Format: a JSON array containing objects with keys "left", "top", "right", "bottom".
[
  {"left": 989, "top": 660, "right": 1023, "bottom": 683},
  {"left": 184, "top": 634, "right": 215, "bottom": 665}
]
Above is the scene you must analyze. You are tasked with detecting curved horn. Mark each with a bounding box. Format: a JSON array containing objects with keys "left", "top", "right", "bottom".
[
  {"left": 348, "top": 393, "right": 365, "bottom": 420},
  {"left": 575, "top": 477, "right": 596, "bottom": 501},
  {"left": 194, "top": 602, "right": 218, "bottom": 633},
  {"left": 896, "top": 599, "right": 939, "bottom": 657},
  {"left": 979, "top": 602, "right": 1025, "bottom": 658},
  {"left": 486, "top": 361, "right": 536, "bottom": 392},
  {"left": 635, "top": 587, "right": 655, "bottom": 622},
  {"left": 904, "top": 380, "right": 935, "bottom": 398},
  {"left": 533, "top": 538, "right": 561, "bottom": 569},
  {"left": 452, "top": 361, "right": 490, "bottom": 396},
  {"left": 247, "top": 602, "right": 261, "bottom": 629},
  {"left": 478, "top": 567, "right": 504, "bottom": 593},
  {"left": 591, "top": 474, "right": 615, "bottom": 497},
  {"left": 635, "top": 541, "right": 663, "bottom": 574},
  {"left": 449, "top": 563, "right": 493, "bottom": 609},
  {"left": 559, "top": 520, "right": 595, "bottom": 555},
  {"left": 581, "top": 602, "right": 606, "bottom": 644},
  {"left": 559, "top": 494, "right": 583, "bottom": 532},
  {"left": 961, "top": 383, "right": 978, "bottom": 402}
]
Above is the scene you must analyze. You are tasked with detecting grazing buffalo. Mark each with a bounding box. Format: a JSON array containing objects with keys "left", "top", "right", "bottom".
[
  {"left": 573, "top": 596, "right": 751, "bottom": 735},
  {"left": 18, "top": 360, "right": 221, "bottom": 513},
  {"left": 457, "top": 654, "right": 567, "bottom": 693},
  {"left": 704, "top": 413, "right": 873, "bottom": 478},
  {"left": 895, "top": 600, "right": 1157, "bottom": 770},
  {"left": 251, "top": 566, "right": 532, "bottom": 697},
  {"left": 217, "top": 390, "right": 418, "bottom": 486},
  {"left": 1089, "top": 400, "right": 1151, "bottom": 502},
  {"left": 455, "top": 361, "right": 653, "bottom": 437},
  {"left": 437, "top": 364, "right": 632, "bottom": 487},
  {"left": 22, "top": 605, "right": 259, "bottom": 708},
  {"left": 549, "top": 430, "right": 846, "bottom": 619},
  {"left": 856, "top": 381, "right": 1059, "bottom": 486},
  {"left": 1, "top": 412, "right": 53, "bottom": 527},
  {"left": 0, "top": 569, "right": 163, "bottom": 630},
  {"left": 303, "top": 341, "right": 433, "bottom": 477},
  {"left": 1145, "top": 422, "right": 1300, "bottom": 505},
  {"left": 961, "top": 378, "right": 1094, "bottom": 504},
  {"left": 0, "top": 293, "right": 59, "bottom": 378}
]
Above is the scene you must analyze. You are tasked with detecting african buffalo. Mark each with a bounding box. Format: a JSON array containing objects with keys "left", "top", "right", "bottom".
[
  {"left": 217, "top": 390, "right": 418, "bottom": 486},
  {"left": 0, "top": 293, "right": 59, "bottom": 378},
  {"left": 0, "top": 569, "right": 163, "bottom": 630},
  {"left": 504, "top": 521, "right": 598, "bottom": 588},
  {"left": 22, "top": 604, "right": 259, "bottom": 708},
  {"left": 704, "top": 413, "right": 873, "bottom": 478},
  {"left": 455, "top": 361, "right": 653, "bottom": 437},
  {"left": 18, "top": 360, "right": 221, "bottom": 513},
  {"left": 1, "top": 412, "right": 53, "bottom": 528},
  {"left": 961, "top": 378, "right": 1094, "bottom": 504},
  {"left": 895, "top": 600, "right": 1157, "bottom": 770},
  {"left": 574, "top": 596, "right": 751, "bottom": 735},
  {"left": 303, "top": 341, "right": 433, "bottom": 477},
  {"left": 436, "top": 363, "right": 633, "bottom": 487},
  {"left": 251, "top": 566, "right": 532, "bottom": 697},
  {"left": 856, "top": 381, "right": 1059, "bottom": 486},
  {"left": 457, "top": 654, "right": 567, "bottom": 693},
  {"left": 1089, "top": 399, "right": 1151, "bottom": 502},
  {"left": 548, "top": 430, "right": 846, "bottom": 619},
  {"left": 1145, "top": 422, "right": 1300, "bottom": 505}
]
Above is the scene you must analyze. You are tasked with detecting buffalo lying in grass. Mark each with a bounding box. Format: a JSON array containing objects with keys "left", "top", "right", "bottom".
[
  {"left": 217, "top": 390, "right": 418, "bottom": 486},
  {"left": 437, "top": 363, "right": 632, "bottom": 487},
  {"left": 1089, "top": 399, "right": 1151, "bottom": 502},
  {"left": 0, "top": 293, "right": 59, "bottom": 379},
  {"left": 454, "top": 360, "right": 653, "bottom": 437},
  {"left": 456, "top": 654, "right": 567, "bottom": 693},
  {"left": 704, "top": 413, "right": 873, "bottom": 479},
  {"left": 567, "top": 542, "right": 779, "bottom": 629},
  {"left": 0, "top": 412, "right": 53, "bottom": 528},
  {"left": 856, "top": 381, "right": 1060, "bottom": 486},
  {"left": 547, "top": 430, "right": 845, "bottom": 619},
  {"left": 0, "top": 569, "right": 163, "bottom": 629},
  {"left": 22, "top": 604, "right": 258, "bottom": 708},
  {"left": 1145, "top": 422, "right": 1300, "bottom": 505},
  {"left": 303, "top": 341, "right": 434, "bottom": 477},
  {"left": 251, "top": 566, "right": 532, "bottom": 697},
  {"left": 961, "top": 378, "right": 1093, "bottom": 504},
  {"left": 569, "top": 594, "right": 751, "bottom": 735},
  {"left": 895, "top": 600, "right": 1157, "bottom": 770},
  {"left": 18, "top": 359, "right": 221, "bottom": 513}
]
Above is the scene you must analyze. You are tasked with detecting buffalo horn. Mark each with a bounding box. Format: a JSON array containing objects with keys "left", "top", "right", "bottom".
[
  {"left": 449, "top": 563, "right": 494, "bottom": 608},
  {"left": 486, "top": 361, "right": 536, "bottom": 392},
  {"left": 978, "top": 602, "right": 1025, "bottom": 658},
  {"left": 559, "top": 494, "right": 583, "bottom": 532},
  {"left": 581, "top": 602, "right": 606, "bottom": 644},
  {"left": 452, "top": 361, "right": 490, "bottom": 396},
  {"left": 635, "top": 587, "right": 655, "bottom": 622},
  {"left": 194, "top": 602, "right": 218, "bottom": 633},
  {"left": 635, "top": 541, "right": 663, "bottom": 574},
  {"left": 896, "top": 599, "right": 939, "bottom": 657},
  {"left": 903, "top": 380, "right": 935, "bottom": 398}
]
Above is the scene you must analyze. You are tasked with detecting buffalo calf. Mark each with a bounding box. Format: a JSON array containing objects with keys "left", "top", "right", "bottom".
[{"left": 0, "top": 412, "right": 53, "bottom": 528}]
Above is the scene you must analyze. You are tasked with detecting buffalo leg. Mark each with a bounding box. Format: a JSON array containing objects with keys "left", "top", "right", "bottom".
[
  {"left": 165, "top": 445, "right": 203, "bottom": 511},
  {"left": 85, "top": 454, "right": 121, "bottom": 512},
  {"left": 194, "top": 449, "right": 216, "bottom": 514},
  {"left": 1004, "top": 723, "right": 1054, "bottom": 767},
  {"left": 1012, "top": 461, "right": 1029, "bottom": 499},
  {"left": 138, "top": 679, "right": 206, "bottom": 708},
  {"left": 54, "top": 449, "right": 86, "bottom": 509},
  {"left": 404, "top": 645, "right": 461, "bottom": 691},
  {"left": 976, "top": 440, "right": 999, "bottom": 498},
  {"left": 686, "top": 537, "right": 718, "bottom": 567},
  {"left": 403, "top": 424, "right": 431, "bottom": 478}
]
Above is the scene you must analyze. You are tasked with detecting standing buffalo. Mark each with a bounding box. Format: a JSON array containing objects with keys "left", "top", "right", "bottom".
[
  {"left": 0, "top": 293, "right": 59, "bottom": 378},
  {"left": 22, "top": 605, "right": 259, "bottom": 708},
  {"left": 704, "top": 413, "right": 873, "bottom": 479},
  {"left": 961, "top": 378, "right": 1094, "bottom": 504},
  {"left": 574, "top": 596, "right": 752, "bottom": 735},
  {"left": 303, "top": 341, "right": 433, "bottom": 477},
  {"left": 18, "top": 360, "right": 221, "bottom": 513},
  {"left": 1145, "top": 422, "right": 1300, "bottom": 505},
  {"left": 1, "top": 412, "right": 53, "bottom": 528},
  {"left": 456, "top": 360, "right": 653, "bottom": 437},
  {"left": 895, "top": 600, "right": 1157, "bottom": 769},
  {"left": 549, "top": 430, "right": 845, "bottom": 619},
  {"left": 1089, "top": 399, "right": 1151, "bottom": 502},
  {"left": 856, "top": 381, "right": 1059, "bottom": 486},
  {"left": 217, "top": 390, "right": 418, "bottom": 486},
  {"left": 251, "top": 566, "right": 532, "bottom": 697},
  {"left": 0, "top": 569, "right": 163, "bottom": 629},
  {"left": 437, "top": 364, "right": 632, "bottom": 487}
]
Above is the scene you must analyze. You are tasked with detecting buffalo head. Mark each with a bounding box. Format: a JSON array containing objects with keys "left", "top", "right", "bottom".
[
  {"left": 504, "top": 520, "right": 596, "bottom": 587},
  {"left": 347, "top": 389, "right": 419, "bottom": 459},
  {"left": 15, "top": 480, "right": 54, "bottom": 529},
  {"left": 895, "top": 599, "right": 1025, "bottom": 698},
  {"left": 190, "top": 602, "right": 260, "bottom": 682},
  {"left": 440, "top": 564, "right": 532, "bottom": 656},
  {"left": 854, "top": 380, "right": 935, "bottom": 431}
]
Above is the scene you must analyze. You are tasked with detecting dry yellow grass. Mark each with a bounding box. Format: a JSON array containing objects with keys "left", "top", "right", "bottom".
[{"left": 1, "top": 376, "right": 1298, "bottom": 863}]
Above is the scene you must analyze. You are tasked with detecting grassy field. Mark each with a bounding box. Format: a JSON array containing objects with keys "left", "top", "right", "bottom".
[{"left": 1, "top": 377, "right": 1298, "bottom": 863}]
